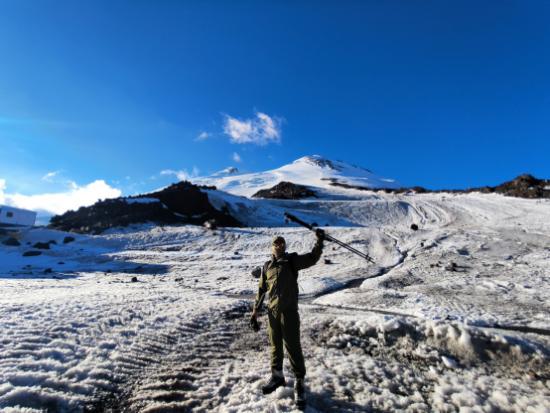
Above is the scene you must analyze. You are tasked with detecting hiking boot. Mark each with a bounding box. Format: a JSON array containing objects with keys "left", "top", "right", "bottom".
[
  {"left": 294, "top": 378, "right": 306, "bottom": 409},
  {"left": 261, "top": 370, "right": 286, "bottom": 395}
]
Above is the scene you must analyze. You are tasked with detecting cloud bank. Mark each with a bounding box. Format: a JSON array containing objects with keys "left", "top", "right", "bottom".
[
  {"left": 223, "top": 112, "right": 282, "bottom": 145},
  {"left": 0, "top": 179, "right": 122, "bottom": 216}
]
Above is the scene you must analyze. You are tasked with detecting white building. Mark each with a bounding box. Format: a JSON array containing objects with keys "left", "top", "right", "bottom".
[{"left": 0, "top": 205, "right": 37, "bottom": 227}]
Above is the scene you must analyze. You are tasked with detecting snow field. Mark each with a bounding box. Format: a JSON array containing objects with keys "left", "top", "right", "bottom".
[{"left": 1, "top": 190, "right": 549, "bottom": 411}]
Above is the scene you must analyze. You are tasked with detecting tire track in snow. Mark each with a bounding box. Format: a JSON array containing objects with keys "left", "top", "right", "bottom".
[{"left": 87, "top": 303, "right": 251, "bottom": 412}]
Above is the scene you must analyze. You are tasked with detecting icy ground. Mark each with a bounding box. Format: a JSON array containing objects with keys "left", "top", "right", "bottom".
[{"left": 0, "top": 192, "right": 549, "bottom": 412}]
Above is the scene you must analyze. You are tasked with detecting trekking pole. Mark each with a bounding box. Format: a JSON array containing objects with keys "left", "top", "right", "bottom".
[{"left": 283, "top": 212, "right": 375, "bottom": 263}]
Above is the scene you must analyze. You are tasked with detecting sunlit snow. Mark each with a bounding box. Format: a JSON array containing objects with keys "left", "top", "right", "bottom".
[{"left": 1, "top": 168, "right": 549, "bottom": 412}]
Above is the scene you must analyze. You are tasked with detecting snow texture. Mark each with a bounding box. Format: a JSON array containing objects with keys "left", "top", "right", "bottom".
[{"left": 1, "top": 173, "right": 550, "bottom": 412}]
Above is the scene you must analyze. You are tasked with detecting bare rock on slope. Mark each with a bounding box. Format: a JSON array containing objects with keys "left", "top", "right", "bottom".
[
  {"left": 252, "top": 181, "right": 317, "bottom": 200},
  {"left": 48, "top": 181, "right": 241, "bottom": 234}
]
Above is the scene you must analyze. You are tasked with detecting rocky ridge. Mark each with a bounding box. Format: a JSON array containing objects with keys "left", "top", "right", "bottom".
[
  {"left": 252, "top": 181, "right": 317, "bottom": 199},
  {"left": 48, "top": 181, "right": 241, "bottom": 234}
]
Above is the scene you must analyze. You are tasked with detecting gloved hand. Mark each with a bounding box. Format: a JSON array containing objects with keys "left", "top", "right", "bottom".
[
  {"left": 249, "top": 314, "right": 260, "bottom": 332},
  {"left": 315, "top": 228, "right": 325, "bottom": 241}
]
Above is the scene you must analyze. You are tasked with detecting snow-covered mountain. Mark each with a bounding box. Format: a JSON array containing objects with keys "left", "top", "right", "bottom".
[{"left": 194, "top": 155, "right": 400, "bottom": 197}]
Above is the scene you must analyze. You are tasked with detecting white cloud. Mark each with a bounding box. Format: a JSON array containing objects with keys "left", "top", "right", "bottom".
[
  {"left": 223, "top": 112, "right": 282, "bottom": 145},
  {"left": 42, "top": 171, "right": 61, "bottom": 182},
  {"left": 195, "top": 131, "right": 209, "bottom": 141},
  {"left": 232, "top": 152, "right": 242, "bottom": 163},
  {"left": 160, "top": 167, "right": 200, "bottom": 181},
  {"left": 0, "top": 179, "right": 122, "bottom": 215}
]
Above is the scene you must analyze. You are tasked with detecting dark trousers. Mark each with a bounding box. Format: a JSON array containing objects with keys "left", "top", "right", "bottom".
[{"left": 267, "top": 308, "right": 306, "bottom": 378}]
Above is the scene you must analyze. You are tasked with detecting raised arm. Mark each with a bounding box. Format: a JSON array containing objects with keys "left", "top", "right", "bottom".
[{"left": 291, "top": 230, "right": 324, "bottom": 271}]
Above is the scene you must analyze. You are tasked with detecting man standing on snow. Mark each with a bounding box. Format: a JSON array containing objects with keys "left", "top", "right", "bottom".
[{"left": 250, "top": 230, "right": 324, "bottom": 409}]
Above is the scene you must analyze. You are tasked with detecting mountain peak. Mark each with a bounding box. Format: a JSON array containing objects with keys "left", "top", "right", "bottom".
[
  {"left": 293, "top": 155, "right": 374, "bottom": 174},
  {"left": 212, "top": 166, "right": 239, "bottom": 177},
  {"left": 293, "top": 155, "right": 340, "bottom": 170}
]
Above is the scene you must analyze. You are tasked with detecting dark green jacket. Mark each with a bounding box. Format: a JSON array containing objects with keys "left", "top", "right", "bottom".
[{"left": 254, "top": 239, "right": 323, "bottom": 314}]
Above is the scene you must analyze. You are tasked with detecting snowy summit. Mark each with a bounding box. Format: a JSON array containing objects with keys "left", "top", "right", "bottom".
[{"left": 194, "top": 155, "right": 400, "bottom": 197}]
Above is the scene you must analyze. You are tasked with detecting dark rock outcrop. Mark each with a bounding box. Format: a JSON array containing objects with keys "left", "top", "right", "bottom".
[
  {"left": 203, "top": 219, "right": 217, "bottom": 230},
  {"left": 23, "top": 251, "right": 42, "bottom": 257},
  {"left": 329, "top": 174, "right": 550, "bottom": 199},
  {"left": 491, "top": 174, "right": 550, "bottom": 198},
  {"left": 48, "top": 181, "right": 241, "bottom": 234},
  {"left": 33, "top": 242, "right": 51, "bottom": 250},
  {"left": 252, "top": 181, "right": 317, "bottom": 200},
  {"left": 2, "top": 237, "right": 21, "bottom": 247}
]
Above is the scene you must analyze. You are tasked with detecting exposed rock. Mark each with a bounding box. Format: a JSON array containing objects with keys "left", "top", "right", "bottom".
[
  {"left": 409, "top": 186, "right": 428, "bottom": 194},
  {"left": 33, "top": 242, "right": 51, "bottom": 250},
  {"left": 2, "top": 237, "right": 21, "bottom": 247},
  {"left": 212, "top": 167, "right": 239, "bottom": 176},
  {"left": 252, "top": 181, "right": 317, "bottom": 200},
  {"left": 410, "top": 224, "right": 419, "bottom": 231},
  {"left": 445, "top": 262, "right": 458, "bottom": 272},
  {"left": 48, "top": 181, "right": 240, "bottom": 234},
  {"left": 23, "top": 251, "right": 42, "bottom": 257},
  {"left": 324, "top": 258, "right": 333, "bottom": 264},
  {"left": 492, "top": 174, "right": 550, "bottom": 198},
  {"left": 305, "top": 157, "right": 339, "bottom": 170},
  {"left": 131, "top": 276, "right": 138, "bottom": 283},
  {"left": 44, "top": 268, "right": 53, "bottom": 274},
  {"left": 329, "top": 174, "right": 550, "bottom": 199},
  {"left": 203, "top": 219, "right": 217, "bottom": 230},
  {"left": 63, "top": 236, "right": 76, "bottom": 244}
]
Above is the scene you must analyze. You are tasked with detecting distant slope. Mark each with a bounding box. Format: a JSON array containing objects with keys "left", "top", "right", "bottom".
[
  {"left": 193, "top": 155, "right": 400, "bottom": 197},
  {"left": 46, "top": 156, "right": 549, "bottom": 234}
]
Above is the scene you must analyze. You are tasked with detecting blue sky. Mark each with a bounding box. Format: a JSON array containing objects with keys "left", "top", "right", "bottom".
[{"left": 1, "top": 0, "right": 549, "bottom": 210}]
